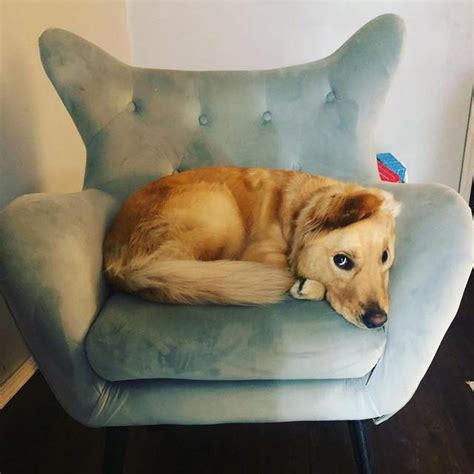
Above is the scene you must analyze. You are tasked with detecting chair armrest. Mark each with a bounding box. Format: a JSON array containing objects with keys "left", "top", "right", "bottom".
[
  {"left": 0, "top": 189, "right": 119, "bottom": 424},
  {"left": 365, "top": 183, "right": 472, "bottom": 422}
]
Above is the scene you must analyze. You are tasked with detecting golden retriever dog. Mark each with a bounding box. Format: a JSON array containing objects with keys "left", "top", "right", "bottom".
[{"left": 104, "top": 166, "right": 401, "bottom": 329}]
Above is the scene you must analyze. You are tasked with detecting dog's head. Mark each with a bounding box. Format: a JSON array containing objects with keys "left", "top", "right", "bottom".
[{"left": 291, "top": 184, "right": 401, "bottom": 329}]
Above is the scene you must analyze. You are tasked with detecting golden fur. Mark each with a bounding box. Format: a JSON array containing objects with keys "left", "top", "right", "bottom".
[{"left": 104, "top": 166, "right": 401, "bottom": 328}]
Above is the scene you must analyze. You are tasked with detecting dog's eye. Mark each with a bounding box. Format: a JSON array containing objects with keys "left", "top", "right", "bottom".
[
  {"left": 333, "top": 254, "right": 354, "bottom": 270},
  {"left": 382, "top": 250, "right": 389, "bottom": 263}
]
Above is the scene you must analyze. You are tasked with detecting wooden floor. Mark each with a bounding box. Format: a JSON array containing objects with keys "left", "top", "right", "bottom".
[{"left": 0, "top": 273, "right": 472, "bottom": 474}]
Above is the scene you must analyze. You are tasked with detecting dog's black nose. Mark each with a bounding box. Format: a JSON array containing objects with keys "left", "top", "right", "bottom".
[{"left": 362, "top": 305, "right": 387, "bottom": 328}]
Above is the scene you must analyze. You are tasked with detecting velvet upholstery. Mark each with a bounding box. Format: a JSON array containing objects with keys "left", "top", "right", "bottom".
[
  {"left": 86, "top": 293, "right": 386, "bottom": 382},
  {"left": 0, "top": 14, "right": 471, "bottom": 427}
]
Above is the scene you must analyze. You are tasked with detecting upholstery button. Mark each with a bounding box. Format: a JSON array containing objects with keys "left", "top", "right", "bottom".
[
  {"left": 128, "top": 101, "right": 137, "bottom": 112},
  {"left": 199, "top": 114, "right": 209, "bottom": 125},
  {"left": 262, "top": 111, "right": 272, "bottom": 122},
  {"left": 326, "top": 91, "right": 336, "bottom": 103}
]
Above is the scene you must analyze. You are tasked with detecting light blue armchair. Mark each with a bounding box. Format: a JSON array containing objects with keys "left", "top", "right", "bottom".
[{"left": 0, "top": 14, "right": 471, "bottom": 474}]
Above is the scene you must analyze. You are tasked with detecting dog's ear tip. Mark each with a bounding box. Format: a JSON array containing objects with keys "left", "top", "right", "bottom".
[
  {"left": 379, "top": 190, "right": 402, "bottom": 218},
  {"left": 388, "top": 200, "right": 402, "bottom": 217}
]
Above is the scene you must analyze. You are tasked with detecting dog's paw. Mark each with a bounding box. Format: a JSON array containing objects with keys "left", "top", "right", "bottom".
[{"left": 290, "top": 278, "right": 325, "bottom": 301}]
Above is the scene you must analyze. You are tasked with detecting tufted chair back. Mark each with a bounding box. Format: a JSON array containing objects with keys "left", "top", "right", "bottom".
[{"left": 39, "top": 14, "right": 405, "bottom": 199}]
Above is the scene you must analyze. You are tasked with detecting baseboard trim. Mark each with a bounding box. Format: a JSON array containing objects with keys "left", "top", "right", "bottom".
[{"left": 0, "top": 357, "right": 37, "bottom": 409}]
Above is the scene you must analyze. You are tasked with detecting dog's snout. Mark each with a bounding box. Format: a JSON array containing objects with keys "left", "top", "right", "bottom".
[{"left": 362, "top": 305, "right": 387, "bottom": 328}]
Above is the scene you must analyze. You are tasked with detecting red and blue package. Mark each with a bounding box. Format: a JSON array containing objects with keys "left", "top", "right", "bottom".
[{"left": 377, "top": 152, "right": 407, "bottom": 183}]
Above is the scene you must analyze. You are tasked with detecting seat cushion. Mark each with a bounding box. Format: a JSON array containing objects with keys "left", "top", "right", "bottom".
[{"left": 86, "top": 294, "right": 386, "bottom": 382}]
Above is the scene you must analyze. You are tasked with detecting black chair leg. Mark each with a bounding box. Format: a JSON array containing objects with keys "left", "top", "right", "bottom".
[
  {"left": 103, "top": 426, "right": 128, "bottom": 474},
  {"left": 348, "top": 420, "right": 374, "bottom": 474}
]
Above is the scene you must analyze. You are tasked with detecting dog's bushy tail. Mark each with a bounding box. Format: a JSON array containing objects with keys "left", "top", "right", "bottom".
[{"left": 106, "top": 254, "right": 293, "bottom": 305}]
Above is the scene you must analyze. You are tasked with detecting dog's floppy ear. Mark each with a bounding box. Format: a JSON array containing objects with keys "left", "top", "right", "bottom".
[{"left": 302, "top": 186, "right": 384, "bottom": 234}]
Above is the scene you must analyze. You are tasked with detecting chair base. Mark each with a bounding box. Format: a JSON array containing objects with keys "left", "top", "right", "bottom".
[
  {"left": 348, "top": 420, "right": 374, "bottom": 474},
  {"left": 102, "top": 421, "right": 375, "bottom": 473},
  {"left": 103, "top": 426, "right": 128, "bottom": 474}
]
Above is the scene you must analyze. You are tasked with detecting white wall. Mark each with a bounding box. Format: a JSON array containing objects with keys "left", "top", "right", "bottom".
[
  {"left": 0, "top": 0, "right": 131, "bottom": 385},
  {"left": 0, "top": 1, "right": 131, "bottom": 209},
  {"left": 126, "top": 1, "right": 473, "bottom": 191}
]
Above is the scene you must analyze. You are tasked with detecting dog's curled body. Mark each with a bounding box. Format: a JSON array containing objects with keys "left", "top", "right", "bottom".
[
  {"left": 104, "top": 166, "right": 400, "bottom": 326},
  {"left": 104, "top": 167, "right": 305, "bottom": 304}
]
